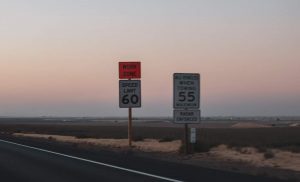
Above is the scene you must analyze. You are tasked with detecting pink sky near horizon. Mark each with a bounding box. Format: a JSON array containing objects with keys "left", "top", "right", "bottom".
[{"left": 0, "top": 1, "right": 299, "bottom": 116}]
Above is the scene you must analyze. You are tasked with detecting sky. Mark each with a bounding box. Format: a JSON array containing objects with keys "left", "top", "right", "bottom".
[{"left": 0, "top": 0, "right": 299, "bottom": 117}]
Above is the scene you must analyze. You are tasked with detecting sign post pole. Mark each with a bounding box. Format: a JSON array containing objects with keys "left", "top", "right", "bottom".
[
  {"left": 128, "top": 107, "right": 132, "bottom": 147},
  {"left": 184, "top": 123, "right": 189, "bottom": 154},
  {"left": 128, "top": 77, "right": 133, "bottom": 147}
]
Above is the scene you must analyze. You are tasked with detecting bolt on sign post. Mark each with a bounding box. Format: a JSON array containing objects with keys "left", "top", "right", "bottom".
[
  {"left": 119, "top": 62, "right": 141, "bottom": 147},
  {"left": 173, "top": 73, "right": 200, "bottom": 154}
]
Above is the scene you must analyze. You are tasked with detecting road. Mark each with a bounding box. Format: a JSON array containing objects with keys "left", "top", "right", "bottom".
[{"left": 0, "top": 136, "right": 286, "bottom": 182}]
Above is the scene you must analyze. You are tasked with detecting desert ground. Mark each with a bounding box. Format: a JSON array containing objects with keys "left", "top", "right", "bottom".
[{"left": 0, "top": 117, "right": 299, "bottom": 180}]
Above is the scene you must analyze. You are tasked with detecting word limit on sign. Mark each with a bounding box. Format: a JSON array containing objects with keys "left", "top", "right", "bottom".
[
  {"left": 119, "top": 80, "right": 141, "bottom": 108},
  {"left": 173, "top": 73, "right": 200, "bottom": 109}
]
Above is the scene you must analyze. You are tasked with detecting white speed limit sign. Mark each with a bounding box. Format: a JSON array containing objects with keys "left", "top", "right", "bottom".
[
  {"left": 119, "top": 80, "right": 141, "bottom": 108},
  {"left": 173, "top": 73, "right": 200, "bottom": 109}
]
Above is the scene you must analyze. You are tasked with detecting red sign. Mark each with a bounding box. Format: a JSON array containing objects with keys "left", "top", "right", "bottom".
[{"left": 119, "top": 62, "right": 141, "bottom": 79}]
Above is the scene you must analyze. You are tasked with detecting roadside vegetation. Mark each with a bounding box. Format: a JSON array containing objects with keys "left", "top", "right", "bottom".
[{"left": 1, "top": 124, "right": 299, "bottom": 153}]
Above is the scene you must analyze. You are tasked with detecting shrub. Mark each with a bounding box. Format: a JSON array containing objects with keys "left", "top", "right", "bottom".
[
  {"left": 178, "top": 144, "right": 184, "bottom": 154},
  {"left": 257, "top": 146, "right": 267, "bottom": 153},
  {"left": 159, "top": 137, "right": 175, "bottom": 142},
  {"left": 133, "top": 135, "right": 144, "bottom": 141},
  {"left": 75, "top": 134, "right": 90, "bottom": 139},
  {"left": 48, "top": 136, "right": 55, "bottom": 141},
  {"left": 264, "top": 150, "right": 275, "bottom": 159},
  {"left": 194, "top": 142, "right": 215, "bottom": 153}
]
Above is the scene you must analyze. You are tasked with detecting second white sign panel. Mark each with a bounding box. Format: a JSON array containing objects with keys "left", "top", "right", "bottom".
[{"left": 119, "top": 80, "right": 141, "bottom": 108}]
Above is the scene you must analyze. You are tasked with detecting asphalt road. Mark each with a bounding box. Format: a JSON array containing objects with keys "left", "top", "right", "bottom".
[{"left": 0, "top": 136, "right": 287, "bottom": 182}]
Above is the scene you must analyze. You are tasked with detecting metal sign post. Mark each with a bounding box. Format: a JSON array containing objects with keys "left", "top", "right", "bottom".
[
  {"left": 119, "top": 62, "right": 141, "bottom": 147},
  {"left": 190, "top": 128, "right": 196, "bottom": 144},
  {"left": 173, "top": 73, "right": 200, "bottom": 154},
  {"left": 190, "top": 128, "right": 196, "bottom": 153}
]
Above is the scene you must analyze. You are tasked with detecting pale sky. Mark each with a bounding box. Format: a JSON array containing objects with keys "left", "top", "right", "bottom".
[{"left": 0, "top": 0, "right": 299, "bottom": 117}]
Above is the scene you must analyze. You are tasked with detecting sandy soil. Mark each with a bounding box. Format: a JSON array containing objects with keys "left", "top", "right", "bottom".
[
  {"left": 231, "top": 122, "right": 271, "bottom": 128},
  {"left": 290, "top": 123, "right": 300, "bottom": 127},
  {"left": 13, "top": 133, "right": 181, "bottom": 153},
  {"left": 207, "top": 145, "right": 300, "bottom": 172},
  {"left": 13, "top": 133, "right": 300, "bottom": 172}
]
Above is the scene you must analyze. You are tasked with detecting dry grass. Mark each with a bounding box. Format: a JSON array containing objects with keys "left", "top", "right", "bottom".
[
  {"left": 13, "top": 133, "right": 181, "bottom": 153},
  {"left": 206, "top": 145, "right": 300, "bottom": 172},
  {"left": 12, "top": 132, "right": 300, "bottom": 172},
  {"left": 1, "top": 123, "right": 299, "bottom": 153}
]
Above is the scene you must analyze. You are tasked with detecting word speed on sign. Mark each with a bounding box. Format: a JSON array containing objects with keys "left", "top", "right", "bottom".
[
  {"left": 173, "top": 73, "right": 200, "bottom": 109},
  {"left": 119, "top": 80, "right": 141, "bottom": 108}
]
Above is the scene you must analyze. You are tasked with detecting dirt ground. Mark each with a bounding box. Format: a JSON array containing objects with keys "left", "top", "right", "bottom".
[
  {"left": 230, "top": 122, "right": 271, "bottom": 128},
  {"left": 207, "top": 145, "right": 300, "bottom": 172},
  {"left": 14, "top": 133, "right": 300, "bottom": 173}
]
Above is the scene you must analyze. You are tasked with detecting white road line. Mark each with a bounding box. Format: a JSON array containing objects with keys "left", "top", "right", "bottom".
[{"left": 0, "top": 139, "right": 184, "bottom": 182}]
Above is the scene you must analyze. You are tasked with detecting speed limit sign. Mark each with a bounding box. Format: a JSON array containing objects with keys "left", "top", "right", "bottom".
[
  {"left": 173, "top": 73, "right": 200, "bottom": 109},
  {"left": 119, "top": 80, "right": 141, "bottom": 108}
]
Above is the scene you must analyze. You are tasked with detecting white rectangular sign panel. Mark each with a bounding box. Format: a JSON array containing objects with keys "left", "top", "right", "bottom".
[
  {"left": 173, "top": 110, "right": 200, "bottom": 124},
  {"left": 190, "top": 128, "right": 196, "bottom": 143},
  {"left": 119, "top": 80, "right": 141, "bottom": 108},
  {"left": 173, "top": 73, "right": 200, "bottom": 109}
]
